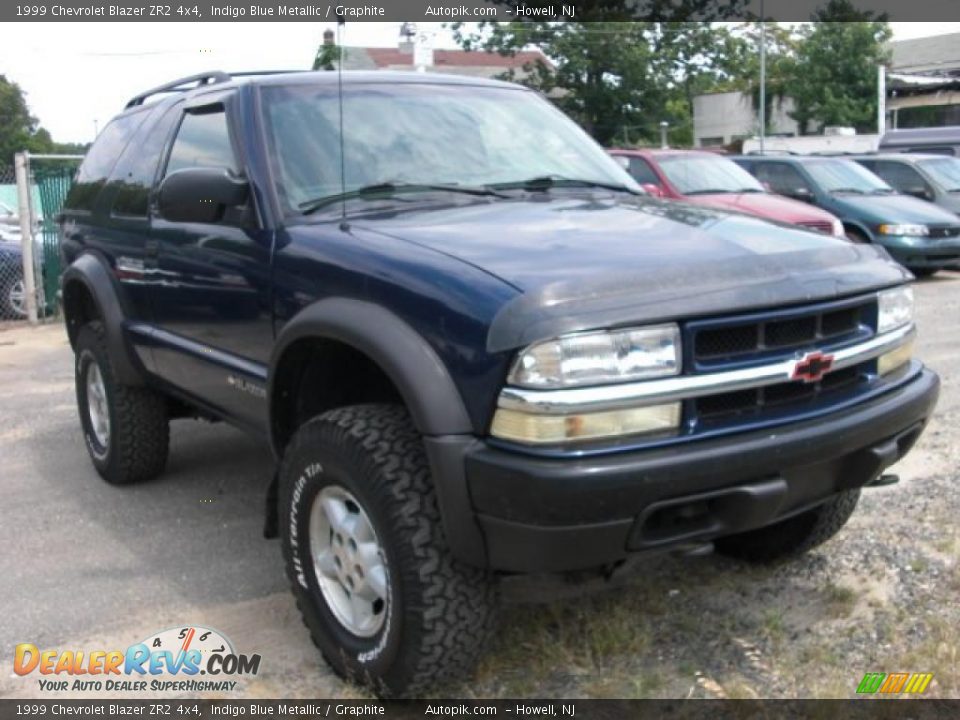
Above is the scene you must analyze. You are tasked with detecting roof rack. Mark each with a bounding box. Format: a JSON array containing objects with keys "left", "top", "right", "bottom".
[{"left": 124, "top": 70, "right": 306, "bottom": 109}]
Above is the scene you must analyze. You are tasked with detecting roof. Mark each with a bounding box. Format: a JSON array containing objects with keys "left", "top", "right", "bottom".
[
  {"left": 890, "top": 33, "right": 960, "bottom": 74},
  {"left": 609, "top": 148, "right": 715, "bottom": 159},
  {"left": 123, "top": 70, "right": 525, "bottom": 112},
  {"left": 849, "top": 153, "right": 947, "bottom": 162}
]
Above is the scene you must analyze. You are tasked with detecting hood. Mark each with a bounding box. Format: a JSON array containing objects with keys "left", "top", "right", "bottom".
[
  {"left": 831, "top": 193, "right": 960, "bottom": 225},
  {"left": 354, "top": 195, "right": 909, "bottom": 351},
  {"left": 686, "top": 192, "right": 838, "bottom": 226}
]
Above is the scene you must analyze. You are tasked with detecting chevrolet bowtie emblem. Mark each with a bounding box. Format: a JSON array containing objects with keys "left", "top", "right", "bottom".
[{"left": 792, "top": 351, "right": 835, "bottom": 383}]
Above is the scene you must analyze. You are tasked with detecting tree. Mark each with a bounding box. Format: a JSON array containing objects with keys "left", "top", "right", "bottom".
[
  {"left": 0, "top": 75, "right": 56, "bottom": 167},
  {"left": 788, "top": 1, "right": 891, "bottom": 134},
  {"left": 724, "top": 22, "right": 800, "bottom": 132},
  {"left": 450, "top": 17, "right": 745, "bottom": 146}
]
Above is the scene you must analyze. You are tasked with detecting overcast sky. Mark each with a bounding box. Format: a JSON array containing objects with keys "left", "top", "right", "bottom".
[{"left": 2, "top": 21, "right": 958, "bottom": 144}]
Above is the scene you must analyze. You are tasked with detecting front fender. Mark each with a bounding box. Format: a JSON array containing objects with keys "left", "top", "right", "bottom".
[{"left": 268, "top": 298, "right": 486, "bottom": 565}]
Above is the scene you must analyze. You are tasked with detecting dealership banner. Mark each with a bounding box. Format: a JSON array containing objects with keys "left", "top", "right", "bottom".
[
  {"left": 5, "top": 0, "right": 960, "bottom": 22},
  {"left": 2, "top": 700, "right": 960, "bottom": 719}
]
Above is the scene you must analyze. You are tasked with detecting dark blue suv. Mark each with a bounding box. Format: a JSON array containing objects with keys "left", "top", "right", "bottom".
[{"left": 60, "top": 71, "right": 938, "bottom": 696}]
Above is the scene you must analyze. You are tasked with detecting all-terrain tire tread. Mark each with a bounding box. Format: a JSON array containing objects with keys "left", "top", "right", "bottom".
[
  {"left": 715, "top": 489, "right": 861, "bottom": 563},
  {"left": 78, "top": 322, "right": 169, "bottom": 484},
  {"left": 281, "top": 404, "right": 496, "bottom": 697}
]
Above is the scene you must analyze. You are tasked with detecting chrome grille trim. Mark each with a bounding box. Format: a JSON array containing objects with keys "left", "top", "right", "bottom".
[{"left": 497, "top": 323, "right": 915, "bottom": 416}]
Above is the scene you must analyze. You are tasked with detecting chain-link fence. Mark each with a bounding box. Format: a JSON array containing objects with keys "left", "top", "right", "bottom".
[
  {"left": 2, "top": 155, "right": 82, "bottom": 323},
  {"left": 0, "top": 165, "right": 30, "bottom": 320}
]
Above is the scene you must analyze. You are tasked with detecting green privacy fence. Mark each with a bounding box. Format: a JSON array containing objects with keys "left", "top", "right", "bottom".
[{"left": 34, "top": 165, "right": 78, "bottom": 310}]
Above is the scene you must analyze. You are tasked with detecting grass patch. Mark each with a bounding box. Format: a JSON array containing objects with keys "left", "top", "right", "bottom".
[{"left": 822, "top": 581, "right": 857, "bottom": 618}]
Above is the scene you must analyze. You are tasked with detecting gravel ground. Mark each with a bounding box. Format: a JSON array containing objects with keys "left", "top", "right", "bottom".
[{"left": 1, "top": 272, "right": 958, "bottom": 700}]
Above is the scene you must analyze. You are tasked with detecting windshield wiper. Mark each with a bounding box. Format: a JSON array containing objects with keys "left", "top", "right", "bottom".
[
  {"left": 299, "top": 182, "right": 507, "bottom": 215},
  {"left": 684, "top": 188, "right": 737, "bottom": 195},
  {"left": 829, "top": 187, "right": 866, "bottom": 195},
  {"left": 491, "top": 175, "right": 639, "bottom": 194}
]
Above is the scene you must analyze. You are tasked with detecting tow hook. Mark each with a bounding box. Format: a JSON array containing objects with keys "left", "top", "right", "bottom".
[{"left": 866, "top": 473, "right": 900, "bottom": 488}]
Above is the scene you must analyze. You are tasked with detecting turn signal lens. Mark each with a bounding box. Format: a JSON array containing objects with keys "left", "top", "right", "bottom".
[
  {"left": 490, "top": 403, "right": 681, "bottom": 445},
  {"left": 878, "top": 338, "right": 914, "bottom": 376}
]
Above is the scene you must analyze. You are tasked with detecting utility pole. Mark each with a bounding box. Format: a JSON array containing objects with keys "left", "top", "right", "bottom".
[
  {"left": 759, "top": 3, "right": 766, "bottom": 154},
  {"left": 877, "top": 64, "right": 886, "bottom": 136},
  {"left": 659, "top": 121, "right": 669, "bottom": 149}
]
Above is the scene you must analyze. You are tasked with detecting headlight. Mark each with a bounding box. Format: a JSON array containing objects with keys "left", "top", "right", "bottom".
[
  {"left": 878, "top": 224, "right": 929, "bottom": 237},
  {"left": 507, "top": 324, "right": 681, "bottom": 389},
  {"left": 878, "top": 286, "right": 914, "bottom": 334}
]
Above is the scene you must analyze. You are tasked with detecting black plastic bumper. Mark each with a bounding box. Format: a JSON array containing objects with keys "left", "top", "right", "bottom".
[{"left": 460, "top": 369, "right": 939, "bottom": 572}]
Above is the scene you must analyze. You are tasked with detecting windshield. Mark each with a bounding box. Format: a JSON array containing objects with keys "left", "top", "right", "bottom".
[
  {"left": 919, "top": 157, "right": 960, "bottom": 191},
  {"left": 658, "top": 155, "right": 764, "bottom": 194},
  {"left": 805, "top": 159, "right": 893, "bottom": 193},
  {"left": 262, "top": 82, "right": 639, "bottom": 212}
]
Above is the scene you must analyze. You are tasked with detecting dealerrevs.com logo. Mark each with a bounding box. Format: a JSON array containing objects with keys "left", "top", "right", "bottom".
[{"left": 15, "top": 626, "right": 261, "bottom": 693}]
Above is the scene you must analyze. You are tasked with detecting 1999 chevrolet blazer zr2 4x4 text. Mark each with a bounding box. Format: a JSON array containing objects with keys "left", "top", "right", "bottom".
[{"left": 59, "top": 71, "right": 939, "bottom": 696}]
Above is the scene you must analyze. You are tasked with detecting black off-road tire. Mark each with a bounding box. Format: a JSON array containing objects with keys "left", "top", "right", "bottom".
[
  {"left": 75, "top": 321, "right": 169, "bottom": 485},
  {"left": 279, "top": 404, "right": 497, "bottom": 698},
  {"left": 715, "top": 489, "right": 861, "bottom": 563}
]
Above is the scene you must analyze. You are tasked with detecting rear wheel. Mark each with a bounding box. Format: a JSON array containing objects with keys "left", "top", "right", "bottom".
[
  {"left": 909, "top": 267, "right": 939, "bottom": 278},
  {"left": 75, "top": 322, "right": 169, "bottom": 484},
  {"left": 715, "top": 489, "right": 861, "bottom": 563},
  {"left": 280, "top": 404, "right": 497, "bottom": 697}
]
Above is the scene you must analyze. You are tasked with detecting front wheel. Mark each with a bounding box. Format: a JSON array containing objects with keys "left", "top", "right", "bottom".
[
  {"left": 909, "top": 267, "right": 939, "bottom": 278},
  {"left": 1, "top": 276, "right": 27, "bottom": 318},
  {"left": 280, "top": 404, "right": 497, "bottom": 697},
  {"left": 715, "top": 489, "right": 861, "bottom": 563}
]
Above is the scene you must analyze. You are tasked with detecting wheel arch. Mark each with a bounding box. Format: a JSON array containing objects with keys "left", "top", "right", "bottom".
[
  {"left": 61, "top": 254, "right": 144, "bottom": 386},
  {"left": 268, "top": 298, "right": 474, "bottom": 456}
]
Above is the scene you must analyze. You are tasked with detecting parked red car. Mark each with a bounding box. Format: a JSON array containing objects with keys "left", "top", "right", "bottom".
[{"left": 610, "top": 149, "right": 844, "bottom": 236}]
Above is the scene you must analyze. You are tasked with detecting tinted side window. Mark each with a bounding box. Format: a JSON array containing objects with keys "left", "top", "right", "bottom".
[
  {"left": 754, "top": 163, "right": 810, "bottom": 194},
  {"left": 874, "top": 161, "right": 927, "bottom": 193},
  {"left": 627, "top": 157, "right": 659, "bottom": 185},
  {"left": 64, "top": 112, "right": 147, "bottom": 212},
  {"left": 165, "top": 108, "right": 238, "bottom": 176},
  {"left": 907, "top": 146, "right": 955, "bottom": 156},
  {"left": 110, "top": 103, "right": 182, "bottom": 218}
]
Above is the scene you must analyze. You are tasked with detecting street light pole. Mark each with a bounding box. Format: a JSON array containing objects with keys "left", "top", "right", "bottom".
[{"left": 759, "top": 1, "right": 766, "bottom": 154}]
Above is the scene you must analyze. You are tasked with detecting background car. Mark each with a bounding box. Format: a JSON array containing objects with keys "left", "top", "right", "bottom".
[
  {"left": 853, "top": 154, "right": 960, "bottom": 216},
  {"left": 611, "top": 149, "right": 844, "bottom": 236},
  {"left": 0, "top": 241, "right": 27, "bottom": 319},
  {"left": 734, "top": 155, "right": 960, "bottom": 277}
]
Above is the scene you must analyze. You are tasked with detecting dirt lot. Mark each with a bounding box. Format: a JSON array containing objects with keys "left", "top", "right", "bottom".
[{"left": 1, "top": 274, "right": 958, "bottom": 700}]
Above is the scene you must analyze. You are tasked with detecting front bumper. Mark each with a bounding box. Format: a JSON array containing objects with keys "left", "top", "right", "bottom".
[
  {"left": 879, "top": 236, "right": 960, "bottom": 268},
  {"left": 459, "top": 368, "right": 939, "bottom": 572}
]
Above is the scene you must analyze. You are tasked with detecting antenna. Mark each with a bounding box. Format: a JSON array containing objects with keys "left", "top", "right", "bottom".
[{"left": 336, "top": 15, "right": 348, "bottom": 231}]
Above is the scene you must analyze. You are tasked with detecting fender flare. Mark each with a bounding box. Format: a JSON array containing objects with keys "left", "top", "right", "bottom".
[
  {"left": 268, "top": 298, "right": 474, "bottom": 450},
  {"left": 61, "top": 254, "right": 144, "bottom": 386},
  {"left": 268, "top": 298, "right": 487, "bottom": 566}
]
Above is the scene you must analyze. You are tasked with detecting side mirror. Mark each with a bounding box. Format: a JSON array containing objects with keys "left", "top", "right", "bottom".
[
  {"left": 788, "top": 187, "right": 814, "bottom": 202},
  {"left": 158, "top": 168, "right": 249, "bottom": 224},
  {"left": 641, "top": 183, "right": 666, "bottom": 198},
  {"left": 905, "top": 186, "right": 933, "bottom": 201}
]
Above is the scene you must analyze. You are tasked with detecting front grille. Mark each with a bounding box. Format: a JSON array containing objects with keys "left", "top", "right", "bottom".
[
  {"left": 695, "top": 364, "right": 864, "bottom": 422},
  {"left": 797, "top": 220, "right": 833, "bottom": 234},
  {"left": 928, "top": 225, "right": 960, "bottom": 239},
  {"left": 694, "top": 302, "right": 870, "bottom": 362}
]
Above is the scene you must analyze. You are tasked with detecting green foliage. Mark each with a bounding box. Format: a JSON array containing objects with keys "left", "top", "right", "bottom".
[
  {"left": 788, "top": 7, "right": 891, "bottom": 133},
  {"left": 0, "top": 75, "right": 59, "bottom": 167},
  {"left": 450, "top": 19, "right": 745, "bottom": 146}
]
